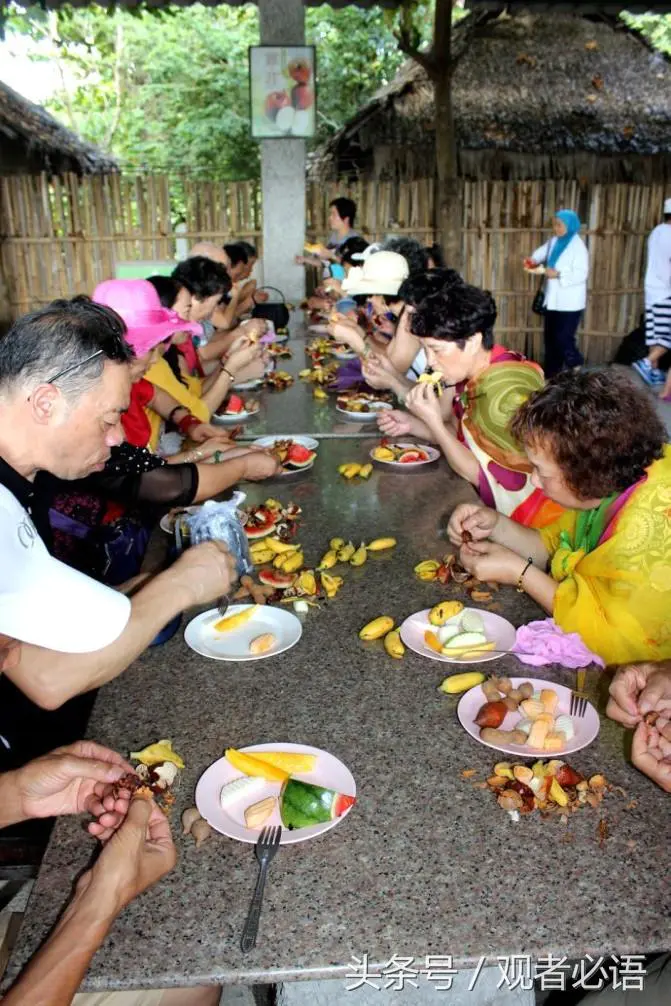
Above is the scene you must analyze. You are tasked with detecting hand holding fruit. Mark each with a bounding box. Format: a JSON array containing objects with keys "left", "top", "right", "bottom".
[
  {"left": 607, "top": 662, "right": 671, "bottom": 729},
  {"left": 327, "top": 315, "right": 366, "bottom": 356},
  {"left": 242, "top": 451, "right": 282, "bottom": 481},
  {"left": 362, "top": 353, "right": 401, "bottom": 392},
  {"left": 447, "top": 503, "right": 498, "bottom": 546},
  {"left": 631, "top": 720, "right": 671, "bottom": 793},
  {"left": 377, "top": 409, "right": 413, "bottom": 437},
  {"left": 405, "top": 382, "right": 444, "bottom": 430},
  {"left": 458, "top": 539, "right": 526, "bottom": 585}
]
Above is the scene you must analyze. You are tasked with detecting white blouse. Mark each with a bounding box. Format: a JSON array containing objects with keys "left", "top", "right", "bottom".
[{"left": 532, "top": 234, "right": 589, "bottom": 312}]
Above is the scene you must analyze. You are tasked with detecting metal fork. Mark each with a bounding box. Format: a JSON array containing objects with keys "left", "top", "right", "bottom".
[
  {"left": 241, "top": 825, "right": 282, "bottom": 954},
  {"left": 570, "top": 691, "right": 589, "bottom": 718}
]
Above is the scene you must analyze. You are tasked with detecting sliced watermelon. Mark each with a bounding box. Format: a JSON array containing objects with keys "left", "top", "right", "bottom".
[
  {"left": 225, "top": 394, "right": 245, "bottom": 415},
  {"left": 258, "top": 569, "right": 296, "bottom": 588},
  {"left": 398, "top": 449, "right": 429, "bottom": 464},
  {"left": 284, "top": 444, "right": 316, "bottom": 470},
  {"left": 243, "top": 507, "right": 278, "bottom": 539},
  {"left": 280, "top": 778, "right": 356, "bottom": 830}
]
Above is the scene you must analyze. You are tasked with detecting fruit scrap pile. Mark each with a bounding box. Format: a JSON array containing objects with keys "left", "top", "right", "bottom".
[
  {"left": 217, "top": 393, "right": 259, "bottom": 417},
  {"left": 414, "top": 553, "right": 498, "bottom": 603},
  {"left": 485, "top": 760, "right": 608, "bottom": 820},
  {"left": 265, "top": 370, "right": 294, "bottom": 391},
  {"left": 114, "top": 739, "right": 185, "bottom": 815},
  {"left": 306, "top": 336, "right": 333, "bottom": 362},
  {"left": 338, "top": 462, "right": 372, "bottom": 480},
  {"left": 268, "top": 439, "right": 316, "bottom": 471},
  {"left": 299, "top": 361, "right": 338, "bottom": 386},
  {"left": 337, "top": 391, "right": 393, "bottom": 413},
  {"left": 240, "top": 498, "right": 301, "bottom": 542},
  {"left": 266, "top": 342, "right": 292, "bottom": 359},
  {"left": 372, "top": 443, "right": 431, "bottom": 464}
]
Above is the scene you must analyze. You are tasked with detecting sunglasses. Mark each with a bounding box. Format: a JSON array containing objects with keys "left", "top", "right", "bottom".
[{"left": 46, "top": 349, "right": 105, "bottom": 385}]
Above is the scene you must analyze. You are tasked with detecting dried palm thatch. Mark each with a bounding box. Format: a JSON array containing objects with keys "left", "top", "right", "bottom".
[
  {"left": 311, "top": 8, "right": 671, "bottom": 182},
  {"left": 0, "top": 82, "right": 118, "bottom": 176}
]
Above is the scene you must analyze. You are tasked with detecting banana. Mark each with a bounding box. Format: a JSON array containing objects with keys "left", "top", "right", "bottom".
[
  {"left": 330, "top": 537, "right": 345, "bottom": 551},
  {"left": 359, "top": 616, "right": 395, "bottom": 641},
  {"left": 414, "top": 559, "right": 440, "bottom": 581},
  {"left": 252, "top": 549, "right": 274, "bottom": 565},
  {"left": 264, "top": 498, "right": 282, "bottom": 511},
  {"left": 384, "top": 629, "right": 405, "bottom": 659},
  {"left": 317, "top": 550, "right": 338, "bottom": 570},
  {"left": 429, "top": 600, "right": 464, "bottom": 627},
  {"left": 281, "top": 550, "right": 304, "bottom": 573},
  {"left": 439, "top": 671, "right": 486, "bottom": 694},
  {"left": 372, "top": 446, "right": 396, "bottom": 462},
  {"left": 341, "top": 464, "right": 362, "bottom": 480},
  {"left": 265, "top": 538, "right": 299, "bottom": 555},
  {"left": 367, "top": 537, "right": 397, "bottom": 551},
  {"left": 350, "top": 542, "right": 368, "bottom": 567},
  {"left": 359, "top": 463, "right": 373, "bottom": 479},
  {"left": 337, "top": 541, "right": 356, "bottom": 562},
  {"left": 214, "top": 605, "right": 259, "bottom": 633},
  {"left": 313, "top": 387, "right": 328, "bottom": 400},
  {"left": 321, "top": 572, "right": 343, "bottom": 599},
  {"left": 295, "top": 570, "right": 317, "bottom": 596},
  {"left": 418, "top": 370, "right": 444, "bottom": 396},
  {"left": 337, "top": 464, "right": 350, "bottom": 475},
  {"left": 299, "top": 368, "right": 312, "bottom": 379}
]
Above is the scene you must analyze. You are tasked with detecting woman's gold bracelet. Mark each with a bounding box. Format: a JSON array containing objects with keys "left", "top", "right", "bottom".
[{"left": 516, "top": 557, "right": 534, "bottom": 593}]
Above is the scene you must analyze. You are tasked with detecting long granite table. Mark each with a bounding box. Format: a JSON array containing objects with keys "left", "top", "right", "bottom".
[{"left": 6, "top": 439, "right": 670, "bottom": 997}]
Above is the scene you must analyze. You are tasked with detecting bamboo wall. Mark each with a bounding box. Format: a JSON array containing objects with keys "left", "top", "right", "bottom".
[{"left": 1, "top": 172, "right": 664, "bottom": 363}]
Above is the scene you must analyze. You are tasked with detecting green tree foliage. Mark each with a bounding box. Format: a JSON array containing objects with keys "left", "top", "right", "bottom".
[
  {"left": 4, "top": 2, "right": 408, "bottom": 179},
  {"left": 621, "top": 11, "right": 671, "bottom": 55}
]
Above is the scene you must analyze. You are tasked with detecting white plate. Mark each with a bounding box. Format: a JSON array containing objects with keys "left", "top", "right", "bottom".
[
  {"left": 212, "top": 408, "right": 259, "bottom": 425},
  {"left": 457, "top": 676, "right": 601, "bottom": 757},
  {"left": 272, "top": 331, "right": 289, "bottom": 343},
  {"left": 308, "top": 323, "right": 329, "bottom": 334},
  {"left": 159, "top": 505, "right": 201, "bottom": 535},
  {"left": 369, "top": 442, "right": 440, "bottom": 468},
  {"left": 184, "top": 604, "right": 302, "bottom": 661},
  {"left": 329, "top": 348, "right": 357, "bottom": 361},
  {"left": 336, "top": 402, "right": 393, "bottom": 421},
  {"left": 252, "top": 435, "right": 319, "bottom": 451},
  {"left": 195, "top": 743, "right": 356, "bottom": 845},
  {"left": 232, "top": 378, "right": 264, "bottom": 391},
  {"left": 399, "top": 607, "right": 517, "bottom": 665}
]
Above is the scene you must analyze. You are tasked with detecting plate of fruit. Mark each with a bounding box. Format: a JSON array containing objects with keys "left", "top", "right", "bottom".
[
  {"left": 195, "top": 743, "right": 356, "bottom": 845},
  {"left": 213, "top": 394, "right": 260, "bottom": 424},
  {"left": 456, "top": 676, "right": 600, "bottom": 757},
  {"left": 232, "top": 378, "right": 264, "bottom": 391},
  {"left": 370, "top": 441, "right": 440, "bottom": 468},
  {"left": 184, "top": 603, "right": 302, "bottom": 661},
  {"left": 336, "top": 393, "right": 394, "bottom": 420},
  {"left": 399, "top": 602, "right": 516, "bottom": 664},
  {"left": 329, "top": 343, "right": 357, "bottom": 361},
  {"left": 252, "top": 436, "right": 318, "bottom": 475}
]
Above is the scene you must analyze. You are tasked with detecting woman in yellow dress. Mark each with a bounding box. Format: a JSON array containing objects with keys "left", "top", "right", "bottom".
[{"left": 447, "top": 369, "right": 671, "bottom": 665}]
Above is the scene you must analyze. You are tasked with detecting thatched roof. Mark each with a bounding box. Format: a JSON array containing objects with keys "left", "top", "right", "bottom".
[
  {"left": 311, "top": 8, "right": 671, "bottom": 183},
  {"left": 0, "top": 81, "right": 118, "bottom": 176}
]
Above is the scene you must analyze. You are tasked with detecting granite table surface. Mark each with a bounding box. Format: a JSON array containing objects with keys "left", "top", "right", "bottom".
[{"left": 6, "top": 431, "right": 671, "bottom": 993}]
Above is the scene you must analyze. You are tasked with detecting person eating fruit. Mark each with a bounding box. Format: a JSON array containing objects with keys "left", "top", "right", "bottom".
[
  {"left": 448, "top": 369, "right": 671, "bottom": 665},
  {"left": 380, "top": 281, "right": 562, "bottom": 529}
]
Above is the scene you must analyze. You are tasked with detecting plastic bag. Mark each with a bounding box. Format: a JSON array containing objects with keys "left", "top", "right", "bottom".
[{"left": 185, "top": 492, "right": 252, "bottom": 578}]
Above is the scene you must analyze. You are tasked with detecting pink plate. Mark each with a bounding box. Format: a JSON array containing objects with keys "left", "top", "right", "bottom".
[
  {"left": 456, "top": 676, "right": 600, "bottom": 757},
  {"left": 400, "top": 607, "right": 516, "bottom": 665},
  {"left": 195, "top": 743, "right": 356, "bottom": 845},
  {"left": 369, "top": 442, "right": 440, "bottom": 469}
]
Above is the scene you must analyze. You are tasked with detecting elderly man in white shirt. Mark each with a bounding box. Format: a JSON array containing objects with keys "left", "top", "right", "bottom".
[
  {"left": 525, "top": 209, "right": 589, "bottom": 376},
  {"left": 634, "top": 197, "right": 671, "bottom": 397}
]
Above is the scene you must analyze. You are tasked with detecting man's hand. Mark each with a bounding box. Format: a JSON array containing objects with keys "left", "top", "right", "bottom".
[
  {"left": 377, "top": 409, "right": 413, "bottom": 437},
  {"left": 327, "top": 315, "right": 366, "bottom": 355},
  {"left": 227, "top": 339, "right": 262, "bottom": 375},
  {"left": 631, "top": 721, "right": 671, "bottom": 793},
  {"left": 13, "top": 742, "right": 131, "bottom": 822},
  {"left": 190, "top": 422, "right": 235, "bottom": 444},
  {"left": 405, "top": 383, "right": 444, "bottom": 431},
  {"left": 242, "top": 451, "right": 282, "bottom": 480},
  {"left": 458, "top": 540, "right": 526, "bottom": 586},
  {"left": 362, "top": 353, "right": 402, "bottom": 392},
  {"left": 171, "top": 540, "right": 236, "bottom": 607},
  {"left": 447, "top": 503, "right": 498, "bottom": 546},
  {"left": 77, "top": 797, "right": 177, "bottom": 918}
]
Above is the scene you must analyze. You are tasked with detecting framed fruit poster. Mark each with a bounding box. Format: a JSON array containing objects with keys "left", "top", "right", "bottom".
[{"left": 249, "top": 45, "right": 316, "bottom": 139}]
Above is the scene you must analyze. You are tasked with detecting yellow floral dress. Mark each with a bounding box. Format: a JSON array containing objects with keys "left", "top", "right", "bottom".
[{"left": 539, "top": 446, "right": 671, "bottom": 664}]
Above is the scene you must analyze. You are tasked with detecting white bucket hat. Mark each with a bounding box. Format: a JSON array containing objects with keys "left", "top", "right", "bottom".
[{"left": 341, "top": 251, "right": 410, "bottom": 297}]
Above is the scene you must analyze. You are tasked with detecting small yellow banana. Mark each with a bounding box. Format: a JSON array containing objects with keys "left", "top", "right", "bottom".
[
  {"left": 281, "top": 550, "right": 304, "bottom": 573},
  {"left": 359, "top": 616, "right": 395, "bottom": 641},
  {"left": 337, "top": 464, "right": 350, "bottom": 475},
  {"left": 330, "top": 537, "right": 345, "bottom": 551},
  {"left": 439, "top": 671, "right": 485, "bottom": 694},
  {"left": 252, "top": 549, "right": 274, "bottom": 565},
  {"left": 317, "top": 550, "right": 338, "bottom": 570},
  {"left": 350, "top": 542, "right": 368, "bottom": 567},
  {"left": 341, "top": 464, "right": 362, "bottom": 480},
  {"left": 265, "top": 538, "right": 298, "bottom": 555},
  {"left": 429, "top": 600, "right": 464, "bottom": 626},
  {"left": 214, "top": 605, "right": 259, "bottom": 633},
  {"left": 418, "top": 371, "right": 444, "bottom": 396},
  {"left": 367, "top": 537, "right": 397, "bottom": 551},
  {"left": 338, "top": 541, "right": 356, "bottom": 562},
  {"left": 321, "top": 572, "right": 343, "bottom": 598},
  {"left": 299, "top": 368, "right": 312, "bottom": 379},
  {"left": 313, "top": 387, "right": 328, "bottom": 400},
  {"left": 384, "top": 629, "right": 405, "bottom": 659},
  {"left": 359, "top": 463, "right": 373, "bottom": 479}
]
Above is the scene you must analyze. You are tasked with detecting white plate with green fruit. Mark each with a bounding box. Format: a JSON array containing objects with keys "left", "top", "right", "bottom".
[{"left": 399, "top": 606, "right": 516, "bottom": 664}]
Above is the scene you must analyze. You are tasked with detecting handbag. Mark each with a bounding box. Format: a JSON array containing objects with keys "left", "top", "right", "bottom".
[
  {"left": 251, "top": 286, "right": 290, "bottom": 330},
  {"left": 532, "top": 282, "right": 546, "bottom": 316}
]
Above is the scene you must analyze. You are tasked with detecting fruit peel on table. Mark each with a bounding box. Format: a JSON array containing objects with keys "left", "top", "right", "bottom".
[
  {"left": 321, "top": 571, "right": 343, "bottom": 599},
  {"left": 130, "top": 739, "right": 185, "bottom": 769}
]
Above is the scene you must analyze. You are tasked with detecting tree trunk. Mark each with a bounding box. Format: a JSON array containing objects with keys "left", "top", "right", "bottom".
[{"left": 433, "top": 0, "right": 462, "bottom": 271}]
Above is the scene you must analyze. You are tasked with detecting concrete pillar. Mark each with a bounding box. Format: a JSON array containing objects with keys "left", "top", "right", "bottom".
[{"left": 258, "top": 0, "right": 306, "bottom": 302}]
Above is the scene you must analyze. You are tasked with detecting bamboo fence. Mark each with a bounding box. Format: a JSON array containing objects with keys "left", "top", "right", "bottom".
[{"left": 1, "top": 172, "right": 664, "bottom": 363}]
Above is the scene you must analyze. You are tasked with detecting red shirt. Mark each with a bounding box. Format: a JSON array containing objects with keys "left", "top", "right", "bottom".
[{"left": 121, "top": 379, "right": 154, "bottom": 448}]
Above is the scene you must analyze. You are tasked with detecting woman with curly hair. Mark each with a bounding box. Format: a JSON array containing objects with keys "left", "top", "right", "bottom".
[{"left": 448, "top": 369, "right": 671, "bottom": 664}]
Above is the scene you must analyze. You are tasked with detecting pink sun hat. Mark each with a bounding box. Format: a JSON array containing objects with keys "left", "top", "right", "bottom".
[{"left": 93, "top": 279, "right": 200, "bottom": 356}]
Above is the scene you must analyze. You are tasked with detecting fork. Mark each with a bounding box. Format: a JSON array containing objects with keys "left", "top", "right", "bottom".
[
  {"left": 570, "top": 691, "right": 589, "bottom": 718},
  {"left": 241, "top": 825, "right": 282, "bottom": 953}
]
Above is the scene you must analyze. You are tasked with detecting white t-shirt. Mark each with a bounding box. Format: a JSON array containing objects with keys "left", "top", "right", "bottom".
[
  {"left": 644, "top": 223, "right": 671, "bottom": 308},
  {"left": 0, "top": 484, "right": 131, "bottom": 653}
]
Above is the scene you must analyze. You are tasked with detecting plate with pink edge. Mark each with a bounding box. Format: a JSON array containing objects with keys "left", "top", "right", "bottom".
[
  {"left": 399, "top": 607, "right": 516, "bottom": 665},
  {"left": 456, "top": 676, "right": 600, "bottom": 757},
  {"left": 194, "top": 742, "right": 356, "bottom": 845}
]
